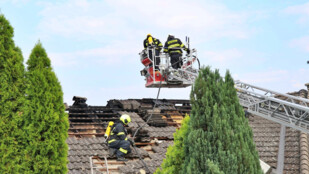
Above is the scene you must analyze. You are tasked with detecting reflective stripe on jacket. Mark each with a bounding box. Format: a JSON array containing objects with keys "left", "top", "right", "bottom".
[
  {"left": 108, "top": 122, "right": 127, "bottom": 144},
  {"left": 163, "top": 38, "right": 187, "bottom": 54},
  {"left": 144, "top": 37, "right": 163, "bottom": 49}
]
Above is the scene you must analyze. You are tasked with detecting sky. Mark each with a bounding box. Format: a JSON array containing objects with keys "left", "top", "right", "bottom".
[{"left": 1, "top": 0, "right": 309, "bottom": 105}]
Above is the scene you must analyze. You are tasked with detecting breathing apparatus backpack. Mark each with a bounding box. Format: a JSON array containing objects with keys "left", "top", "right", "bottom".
[{"left": 104, "top": 121, "right": 114, "bottom": 139}]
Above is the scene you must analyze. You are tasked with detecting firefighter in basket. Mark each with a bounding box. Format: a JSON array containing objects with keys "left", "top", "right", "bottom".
[
  {"left": 164, "top": 35, "right": 190, "bottom": 70},
  {"left": 143, "top": 34, "right": 163, "bottom": 70}
]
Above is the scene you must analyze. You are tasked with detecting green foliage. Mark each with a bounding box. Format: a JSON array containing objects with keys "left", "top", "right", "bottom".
[
  {"left": 0, "top": 14, "right": 26, "bottom": 173},
  {"left": 155, "top": 115, "right": 190, "bottom": 174},
  {"left": 0, "top": 14, "right": 68, "bottom": 173},
  {"left": 181, "top": 66, "right": 262, "bottom": 174},
  {"left": 206, "top": 159, "right": 224, "bottom": 174},
  {"left": 23, "top": 42, "right": 69, "bottom": 173}
]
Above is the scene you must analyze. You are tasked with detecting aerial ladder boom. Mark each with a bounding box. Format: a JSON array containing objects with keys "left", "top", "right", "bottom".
[
  {"left": 235, "top": 80, "right": 309, "bottom": 134},
  {"left": 139, "top": 39, "right": 309, "bottom": 133}
]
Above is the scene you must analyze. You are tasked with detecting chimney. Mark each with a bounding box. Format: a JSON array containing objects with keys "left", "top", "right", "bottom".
[
  {"left": 306, "top": 83, "right": 309, "bottom": 99},
  {"left": 300, "top": 89, "right": 307, "bottom": 98}
]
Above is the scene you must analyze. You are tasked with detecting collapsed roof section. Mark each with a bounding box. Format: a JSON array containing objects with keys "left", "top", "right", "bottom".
[{"left": 66, "top": 97, "right": 190, "bottom": 173}]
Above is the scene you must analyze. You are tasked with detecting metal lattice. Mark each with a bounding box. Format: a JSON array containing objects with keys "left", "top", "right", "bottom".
[{"left": 235, "top": 80, "right": 309, "bottom": 133}]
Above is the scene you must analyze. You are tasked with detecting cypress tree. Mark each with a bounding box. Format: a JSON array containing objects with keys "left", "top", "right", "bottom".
[
  {"left": 155, "top": 115, "right": 190, "bottom": 174},
  {"left": 0, "top": 14, "right": 26, "bottom": 173},
  {"left": 181, "top": 66, "right": 262, "bottom": 174},
  {"left": 222, "top": 71, "right": 261, "bottom": 173},
  {"left": 206, "top": 159, "right": 224, "bottom": 174},
  {"left": 23, "top": 42, "right": 69, "bottom": 173}
]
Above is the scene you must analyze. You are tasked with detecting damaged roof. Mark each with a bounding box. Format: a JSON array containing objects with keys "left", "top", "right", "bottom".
[{"left": 66, "top": 96, "right": 308, "bottom": 174}]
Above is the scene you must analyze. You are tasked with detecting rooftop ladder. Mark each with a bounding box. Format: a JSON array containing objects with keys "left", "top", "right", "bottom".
[{"left": 90, "top": 156, "right": 109, "bottom": 174}]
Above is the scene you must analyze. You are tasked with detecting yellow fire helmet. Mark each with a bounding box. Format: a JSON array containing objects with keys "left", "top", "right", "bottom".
[
  {"left": 120, "top": 114, "right": 131, "bottom": 125},
  {"left": 147, "top": 33, "right": 152, "bottom": 37}
]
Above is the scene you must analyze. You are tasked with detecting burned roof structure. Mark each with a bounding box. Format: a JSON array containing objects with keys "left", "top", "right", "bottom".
[
  {"left": 67, "top": 97, "right": 188, "bottom": 174},
  {"left": 66, "top": 94, "right": 309, "bottom": 174}
]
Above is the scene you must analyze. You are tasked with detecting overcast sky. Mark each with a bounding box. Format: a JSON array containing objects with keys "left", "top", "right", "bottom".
[{"left": 1, "top": 0, "right": 309, "bottom": 105}]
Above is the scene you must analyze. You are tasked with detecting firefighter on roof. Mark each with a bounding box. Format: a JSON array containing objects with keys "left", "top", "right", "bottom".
[
  {"left": 143, "top": 34, "right": 163, "bottom": 70},
  {"left": 164, "top": 35, "right": 189, "bottom": 69},
  {"left": 108, "top": 114, "right": 134, "bottom": 161}
]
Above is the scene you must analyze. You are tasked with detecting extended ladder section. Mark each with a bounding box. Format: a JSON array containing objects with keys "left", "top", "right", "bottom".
[{"left": 235, "top": 80, "right": 309, "bottom": 134}]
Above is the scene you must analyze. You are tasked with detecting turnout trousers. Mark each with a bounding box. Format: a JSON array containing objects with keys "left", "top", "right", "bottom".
[
  {"left": 108, "top": 140, "right": 131, "bottom": 157},
  {"left": 170, "top": 53, "right": 183, "bottom": 69}
]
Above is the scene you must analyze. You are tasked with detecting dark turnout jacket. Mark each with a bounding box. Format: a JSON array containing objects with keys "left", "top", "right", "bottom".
[
  {"left": 108, "top": 122, "right": 128, "bottom": 143},
  {"left": 164, "top": 36, "right": 187, "bottom": 54},
  {"left": 143, "top": 36, "right": 163, "bottom": 50}
]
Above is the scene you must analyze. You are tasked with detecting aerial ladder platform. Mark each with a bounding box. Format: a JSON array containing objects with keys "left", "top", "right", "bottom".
[
  {"left": 139, "top": 37, "right": 199, "bottom": 88},
  {"left": 139, "top": 37, "right": 309, "bottom": 133}
]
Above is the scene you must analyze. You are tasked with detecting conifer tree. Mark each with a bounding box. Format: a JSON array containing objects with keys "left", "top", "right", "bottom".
[
  {"left": 206, "top": 159, "right": 224, "bottom": 174},
  {"left": 155, "top": 115, "right": 190, "bottom": 174},
  {"left": 0, "top": 14, "right": 26, "bottom": 173},
  {"left": 181, "top": 66, "right": 262, "bottom": 174},
  {"left": 24, "top": 42, "right": 69, "bottom": 173},
  {"left": 222, "top": 71, "right": 261, "bottom": 173}
]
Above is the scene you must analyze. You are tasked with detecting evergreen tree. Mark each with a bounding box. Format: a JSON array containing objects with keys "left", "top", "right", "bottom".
[
  {"left": 0, "top": 14, "right": 26, "bottom": 173},
  {"left": 23, "top": 42, "right": 69, "bottom": 173},
  {"left": 181, "top": 66, "right": 262, "bottom": 174},
  {"left": 222, "top": 71, "right": 261, "bottom": 173},
  {"left": 206, "top": 159, "right": 224, "bottom": 174},
  {"left": 155, "top": 115, "right": 190, "bottom": 174}
]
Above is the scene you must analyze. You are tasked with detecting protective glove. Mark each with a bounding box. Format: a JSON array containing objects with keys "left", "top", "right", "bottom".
[
  {"left": 186, "top": 49, "right": 190, "bottom": 54},
  {"left": 128, "top": 138, "right": 135, "bottom": 146}
]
